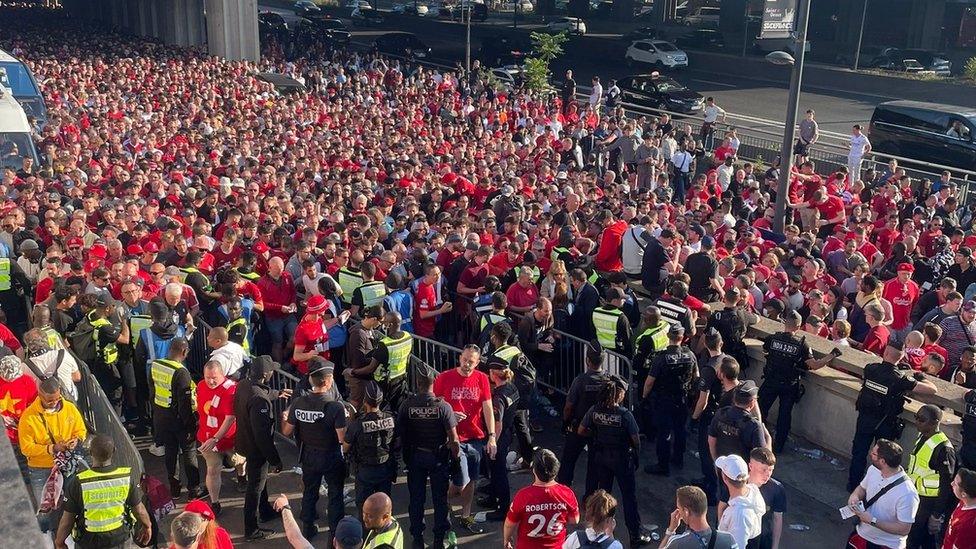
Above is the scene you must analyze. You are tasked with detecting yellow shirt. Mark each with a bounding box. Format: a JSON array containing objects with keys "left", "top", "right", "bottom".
[{"left": 18, "top": 398, "right": 87, "bottom": 469}]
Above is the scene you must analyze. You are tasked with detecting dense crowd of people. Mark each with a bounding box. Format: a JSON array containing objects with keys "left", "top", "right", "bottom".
[{"left": 3, "top": 8, "right": 976, "bottom": 549}]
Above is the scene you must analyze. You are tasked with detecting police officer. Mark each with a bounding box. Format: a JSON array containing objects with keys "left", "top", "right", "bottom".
[
  {"left": 655, "top": 280, "right": 694, "bottom": 335},
  {"left": 757, "top": 310, "right": 839, "bottom": 453},
  {"left": 148, "top": 336, "right": 202, "bottom": 499},
  {"left": 557, "top": 340, "right": 609, "bottom": 487},
  {"left": 632, "top": 306, "right": 671, "bottom": 397},
  {"left": 591, "top": 287, "right": 633, "bottom": 355},
  {"left": 283, "top": 360, "right": 348, "bottom": 540},
  {"left": 79, "top": 293, "right": 123, "bottom": 408},
  {"left": 643, "top": 323, "right": 697, "bottom": 477},
  {"left": 690, "top": 329, "right": 728, "bottom": 505},
  {"left": 55, "top": 435, "right": 153, "bottom": 549},
  {"left": 579, "top": 376, "right": 652, "bottom": 547},
  {"left": 344, "top": 382, "right": 396, "bottom": 510},
  {"left": 369, "top": 311, "right": 413, "bottom": 415},
  {"left": 350, "top": 262, "right": 387, "bottom": 319},
  {"left": 706, "top": 288, "right": 754, "bottom": 372},
  {"left": 847, "top": 341, "right": 938, "bottom": 492},
  {"left": 486, "top": 322, "right": 536, "bottom": 471},
  {"left": 707, "top": 380, "right": 771, "bottom": 468},
  {"left": 480, "top": 350, "right": 520, "bottom": 521},
  {"left": 906, "top": 404, "right": 956, "bottom": 549},
  {"left": 396, "top": 368, "right": 460, "bottom": 549},
  {"left": 963, "top": 388, "right": 976, "bottom": 470}
]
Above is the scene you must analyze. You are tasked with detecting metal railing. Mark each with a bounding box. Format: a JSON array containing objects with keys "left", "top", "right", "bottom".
[
  {"left": 269, "top": 368, "right": 302, "bottom": 446},
  {"left": 73, "top": 356, "right": 144, "bottom": 479}
]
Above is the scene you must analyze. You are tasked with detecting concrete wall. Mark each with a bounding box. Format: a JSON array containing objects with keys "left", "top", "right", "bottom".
[{"left": 205, "top": 0, "right": 259, "bottom": 61}]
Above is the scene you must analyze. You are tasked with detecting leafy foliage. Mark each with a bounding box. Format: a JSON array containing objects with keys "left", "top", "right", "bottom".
[{"left": 523, "top": 31, "right": 567, "bottom": 92}]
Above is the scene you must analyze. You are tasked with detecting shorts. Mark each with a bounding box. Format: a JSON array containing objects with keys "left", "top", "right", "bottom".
[
  {"left": 202, "top": 447, "right": 245, "bottom": 470},
  {"left": 793, "top": 140, "right": 810, "bottom": 155},
  {"left": 451, "top": 451, "right": 469, "bottom": 488},
  {"left": 459, "top": 439, "right": 486, "bottom": 485},
  {"left": 264, "top": 315, "right": 298, "bottom": 344}
]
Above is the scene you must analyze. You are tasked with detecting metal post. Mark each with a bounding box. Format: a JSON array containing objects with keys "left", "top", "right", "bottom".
[
  {"left": 742, "top": 3, "right": 750, "bottom": 57},
  {"left": 465, "top": 2, "right": 471, "bottom": 73},
  {"left": 853, "top": 0, "right": 868, "bottom": 70},
  {"left": 772, "top": 0, "right": 811, "bottom": 234}
]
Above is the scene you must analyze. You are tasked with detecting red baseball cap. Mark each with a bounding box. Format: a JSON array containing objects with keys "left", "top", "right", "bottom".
[
  {"left": 67, "top": 237, "right": 84, "bottom": 249},
  {"left": 253, "top": 241, "right": 270, "bottom": 254},
  {"left": 184, "top": 499, "right": 215, "bottom": 521},
  {"left": 143, "top": 242, "right": 159, "bottom": 253},
  {"left": 89, "top": 244, "right": 107, "bottom": 259},
  {"left": 897, "top": 262, "right": 915, "bottom": 273},
  {"left": 126, "top": 244, "right": 144, "bottom": 256}
]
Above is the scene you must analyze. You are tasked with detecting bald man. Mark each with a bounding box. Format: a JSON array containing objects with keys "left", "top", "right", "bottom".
[
  {"left": 257, "top": 256, "right": 298, "bottom": 364},
  {"left": 362, "top": 492, "right": 404, "bottom": 548},
  {"left": 207, "top": 327, "right": 245, "bottom": 380}
]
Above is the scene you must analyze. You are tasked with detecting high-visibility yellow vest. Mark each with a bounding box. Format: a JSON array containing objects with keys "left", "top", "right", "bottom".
[
  {"left": 480, "top": 312, "right": 508, "bottom": 332},
  {"left": 358, "top": 280, "right": 388, "bottom": 309},
  {"left": 236, "top": 268, "right": 260, "bottom": 281},
  {"left": 908, "top": 431, "right": 951, "bottom": 497},
  {"left": 592, "top": 307, "right": 623, "bottom": 350},
  {"left": 492, "top": 344, "right": 521, "bottom": 367},
  {"left": 550, "top": 246, "right": 569, "bottom": 263},
  {"left": 518, "top": 265, "right": 541, "bottom": 284},
  {"left": 587, "top": 270, "right": 599, "bottom": 285},
  {"left": 90, "top": 316, "right": 118, "bottom": 365},
  {"left": 227, "top": 317, "right": 250, "bottom": 354},
  {"left": 363, "top": 519, "right": 404, "bottom": 549},
  {"left": 151, "top": 358, "right": 194, "bottom": 409},
  {"left": 636, "top": 320, "right": 670, "bottom": 353},
  {"left": 338, "top": 267, "right": 364, "bottom": 305},
  {"left": 40, "top": 326, "right": 65, "bottom": 350},
  {"left": 377, "top": 332, "right": 412, "bottom": 381},
  {"left": 128, "top": 314, "right": 153, "bottom": 347},
  {"left": 0, "top": 257, "right": 10, "bottom": 291},
  {"left": 76, "top": 466, "right": 132, "bottom": 534},
  {"left": 179, "top": 267, "right": 211, "bottom": 291}
]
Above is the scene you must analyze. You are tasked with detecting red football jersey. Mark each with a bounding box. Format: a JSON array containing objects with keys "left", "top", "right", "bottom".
[{"left": 505, "top": 483, "right": 579, "bottom": 549}]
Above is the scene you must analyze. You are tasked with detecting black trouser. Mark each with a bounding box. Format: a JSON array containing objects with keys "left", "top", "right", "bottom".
[
  {"left": 961, "top": 444, "right": 976, "bottom": 470},
  {"left": 354, "top": 461, "right": 395, "bottom": 511},
  {"left": 585, "top": 448, "right": 641, "bottom": 541},
  {"left": 697, "top": 413, "right": 718, "bottom": 503},
  {"left": 906, "top": 496, "right": 941, "bottom": 549},
  {"left": 556, "top": 430, "right": 587, "bottom": 486},
  {"left": 379, "top": 376, "right": 408, "bottom": 416},
  {"left": 300, "top": 449, "right": 347, "bottom": 533},
  {"left": 407, "top": 449, "right": 451, "bottom": 542},
  {"left": 154, "top": 420, "right": 199, "bottom": 491},
  {"left": 488, "top": 432, "right": 513, "bottom": 510},
  {"left": 757, "top": 379, "right": 800, "bottom": 453},
  {"left": 848, "top": 414, "right": 901, "bottom": 491},
  {"left": 652, "top": 395, "right": 688, "bottom": 472},
  {"left": 513, "top": 408, "right": 534, "bottom": 462},
  {"left": 243, "top": 456, "right": 274, "bottom": 535}
]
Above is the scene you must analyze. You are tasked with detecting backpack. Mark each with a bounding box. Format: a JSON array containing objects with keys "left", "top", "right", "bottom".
[
  {"left": 576, "top": 530, "right": 614, "bottom": 549},
  {"left": 67, "top": 321, "right": 97, "bottom": 366}
]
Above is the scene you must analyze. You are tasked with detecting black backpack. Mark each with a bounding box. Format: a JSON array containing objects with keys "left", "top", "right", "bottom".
[{"left": 575, "top": 530, "right": 614, "bottom": 549}]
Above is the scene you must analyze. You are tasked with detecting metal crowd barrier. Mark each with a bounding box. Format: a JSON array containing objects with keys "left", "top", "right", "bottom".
[
  {"left": 269, "top": 369, "right": 302, "bottom": 447},
  {"left": 186, "top": 321, "right": 211, "bottom": 380},
  {"left": 412, "top": 334, "right": 464, "bottom": 374}
]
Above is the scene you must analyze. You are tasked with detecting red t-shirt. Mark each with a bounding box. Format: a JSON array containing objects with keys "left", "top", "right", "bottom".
[
  {"left": 505, "top": 483, "right": 580, "bottom": 549},
  {"left": 815, "top": 196, "right": 845, "bottom": 223},
  {"left": 414, "top": 280, "right": 438, "bottom": 338},
  {"left": 211, "top": 244, "right": 242, "bottom": 271},
  {"left": 196, "top": 378, "right": 238, "bottom": 452},
  {"left": 433, "top": 368, "right": 491, "bottom": 442},
  {"left": 293, "top": 317, "right": 330, "bottom": 375},
  {"left": 862, "top": 325, "right": 890, "bottom": 356},
  {"left": 0, "top": 322, "right": 22, "bottom": 353},
  {"left": 943, "top": 503, "right": 976, "bottom": 549},
  {"left": 0, "top": 375, "right": 38, "bottom": 443},
  {"left": 882, "top": 279, "right": 919, "bottom": 331},
  {"left": 506, "top": 282, "right": 540, "bottom": 310},
  {"left": 35, "top": 277, "right": 55, "bottom": 304},
  {"left": 594, "top": 220, "right": 627, "bottom": 272}
]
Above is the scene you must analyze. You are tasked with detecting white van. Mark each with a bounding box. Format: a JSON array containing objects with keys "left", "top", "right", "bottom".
[
  {"left": 0, "top": 90, "right": 40, "bottom": 171},
  {"left": 0, "top": 49, "right": 46, "bottom": 127}
]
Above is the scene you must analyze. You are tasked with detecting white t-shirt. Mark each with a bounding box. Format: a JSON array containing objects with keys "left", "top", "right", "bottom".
[
  {"left": 704, "top": 105, "right": 726, "bottom": 124},
  {"left": 622, "top": 226, "right": 650, "bottom": 276},
  {"left": 26, "top": 349, "right": 80, "bottom": 401},
  {"left": 209, "top": 342, "right": 246, "bottom": 378},
  {"left": 856, "top": 466, "right": 918, "bottom": 549},
  {"left": 849, "top": 133, "right": 871, "bottom": 158},
  {"left": 561, "top": 528, "right": 624, "bottom": 549}
]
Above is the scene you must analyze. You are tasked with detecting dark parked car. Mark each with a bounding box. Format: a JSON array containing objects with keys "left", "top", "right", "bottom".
[
  {"left": 258, "top": 11, "right": 289, "bottom": 34},
  {"left": 617, "top": 73, "right": 704, "bottom": 114},
  {"left": 479, "top": 36, "right": 532, "bottom": 66},
  {"left": 374, "top": 32, "right": 432, "bottom": 59},
  {"left": 622, "top": 26, "right": 662, "bottom": 42},
  {"left": 675, "top": 28, "right": 724, "bottom": 50},
  {"left": 298, "top": 15, "right": 351, "bottom": 44},
  {"left": 293, "top": 0, "right": 322, "bottom": 16},
  {"left": 439, "top": 2, "right": 488, "bottom": 21},
  {"left": 869, "top": 101, "right": 976, "bottom": 171},
  {"left": 351, "top": 7, "right": 385, "bottom": 25},
  {"left": 898, "top": 49, "right": 952, "bottom": 76}
]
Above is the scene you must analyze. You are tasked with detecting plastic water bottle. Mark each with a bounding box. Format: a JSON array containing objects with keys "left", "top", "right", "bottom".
[{"left": 445, "top": 531, "right": 458, "bottom": 548}]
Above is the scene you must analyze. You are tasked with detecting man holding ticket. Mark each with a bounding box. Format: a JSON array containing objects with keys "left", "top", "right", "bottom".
[{"left": 844, "top": 439, "right": 918, "bottom": 549}]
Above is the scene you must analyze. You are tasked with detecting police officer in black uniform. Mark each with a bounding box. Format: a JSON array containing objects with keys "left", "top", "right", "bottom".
[
  {"left": 706, "top": 288, "right": 754, "bottom": 371},
  {"left": 344, "top": 382, "right": 396, "bottom": 511},
  {"left": 396, "top": 368, "right": 461, "bottom": 549},
  {"left": 579, "top": 376, "right": 652, "bottom": 547},
  {"left": 655, "top": 280, "right": 695, "bottom": 335},
  {"left": 642, "top": 323, "right": 697, "bottom": 477},
  {"left": 283, "top": 361, "right": 348, "bottom": 540},
  {"left": 847, "top": 341, "right": 938, "bottom": 491},
  {"left": 480, "top": 355, "right": 520, "bottom": 521},
  {"left": 690, "top": 329, "right": 727, "bottom": 505},
  {"left": 557, "top": 341, "right": 609, "bottom": 487},
  {"left": 963, "top": 388, "right": 976, "bottom": 470},
  {"left": 757, "top": 310, "right": 840, "bottom": 453},
  {"left": 707, "top": 380, "right": 770, "bottom": 465}
]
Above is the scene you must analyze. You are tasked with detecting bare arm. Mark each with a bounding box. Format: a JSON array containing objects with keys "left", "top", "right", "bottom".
[
  {"left": 772, "top": 512, "right": 784, "bottom": 549},
  {"left": 503, "top": 519, "right": 518, "bottom": 549},
  {"left": 692, "top": 390, "right": 709, "bottom": 420},
  {"left": 911, "top": 378, "right": 939, "bottom": 396},
  {"left": 274, "top": 495, "right": 315, "bottom": 549}
]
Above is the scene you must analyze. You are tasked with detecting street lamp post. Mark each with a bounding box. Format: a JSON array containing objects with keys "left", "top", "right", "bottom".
[
  {"left": 853, "top": 0, "right": 869, "bottom": 70},
  {"left": 465, "top": 0, "right": 471, "bottom": 73},
  {"left": 769, "top": 0, "right": 812, "bottom": 234}
]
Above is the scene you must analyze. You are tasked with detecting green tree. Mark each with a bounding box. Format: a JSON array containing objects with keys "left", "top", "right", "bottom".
[
  {"left": 523, "top": 31, "right": 567, "bottom": 93},
  {"left": 965, "top": 57, "right": 976, "bottom": 81}
]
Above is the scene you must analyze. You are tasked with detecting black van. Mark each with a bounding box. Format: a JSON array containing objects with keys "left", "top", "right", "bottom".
[{"left": 869, "top": 101, "right": 976, "bottom": 171}]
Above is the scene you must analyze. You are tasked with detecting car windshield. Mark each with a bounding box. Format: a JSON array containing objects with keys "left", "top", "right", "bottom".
[
  {"left": 654, "top": 78, "right": 684, "bottom": 92},
  {"left": 655, "top": 42, "right": 678, "bottom": 52},
  {"left": 0, "top": 63, "right": 40, "bottom": 98},
  {"left": 0, "top": 132, "right": 38, "bottom": 170}
]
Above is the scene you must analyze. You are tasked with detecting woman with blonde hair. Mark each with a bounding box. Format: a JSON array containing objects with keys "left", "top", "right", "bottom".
[
  {"left": 562, "top": 489, "right": 623, "bottom": 549},
  {"left": 542, "top": 259, "right": 573, "bottom": 302}
]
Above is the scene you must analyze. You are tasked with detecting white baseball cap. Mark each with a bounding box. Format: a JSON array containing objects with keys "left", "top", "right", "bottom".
[{"left": 715, "top": 454, "right": 749, "bottom": 481}]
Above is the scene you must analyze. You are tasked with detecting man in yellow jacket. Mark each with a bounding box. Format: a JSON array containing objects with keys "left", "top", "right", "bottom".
[{"left": 19, "top": 376, "right": 87, "bottom": 533}]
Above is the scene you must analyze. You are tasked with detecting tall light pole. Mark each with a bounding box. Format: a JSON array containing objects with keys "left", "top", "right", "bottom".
[
  {"left": 769, "top": 0, "right": 812, "bottom": 234},
  {"left": 465, "top": 0, "right": 472, "bottom": 73},
  {"left": 853, "top": 0, "right": 869, "bottom": 70}
]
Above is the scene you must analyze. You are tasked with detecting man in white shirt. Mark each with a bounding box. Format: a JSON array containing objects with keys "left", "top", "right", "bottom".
[
  {"left": 700, "top": 97, "right": 727, "bottom": 150},
  {"left": 715, "top": 454, "right": 765, "bottom": 549},
  {"left": 207, "top": 326, "right": 246, "bottom": 379},
  {"left": 589, "top": 76, "right": 603, "bottom": 110},
  {"left": 847, "top": 439, "right": 918, "bottom": 549},
  {"left": 848, "top": 124, "right": 872, "bottom": 184},
  {"left": 670, "top": 143, "right": 694, "bottom": 203},
  {"left": 22, "top": 328, "right": 81, "bottom": 401}
]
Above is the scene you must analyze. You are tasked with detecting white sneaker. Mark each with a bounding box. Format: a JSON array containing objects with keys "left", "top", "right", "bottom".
[
  {"left": 148, "top": 444, "right": 165, "bottom": 457},
  {"left": 343, "top": 486, "right": 355, "bottom": 505},
  {"left": 506, "top": 451, "right": 522, "bottom": 471},
  {"left": 319, "top": 484, "right": 328, "bottom": 496}
]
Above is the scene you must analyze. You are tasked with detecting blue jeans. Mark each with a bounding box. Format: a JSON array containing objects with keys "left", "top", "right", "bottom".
[
  {"left": 264, "top": 315, "right": 298, "bottom": 344},
  {"left": 459, "top": 439, "right": 486, "bottom": 484},
  {"left": 29, "top": 466, "right": 54, "bottom": 532}
]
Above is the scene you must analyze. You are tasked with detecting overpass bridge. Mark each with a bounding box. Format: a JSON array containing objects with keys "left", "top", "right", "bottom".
[{"left": 60, "top": 0, "right": 260, "bottom": 61}]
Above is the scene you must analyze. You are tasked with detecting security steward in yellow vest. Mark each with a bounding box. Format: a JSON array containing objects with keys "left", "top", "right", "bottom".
[
  {"left": 632, "top": 306, "right": 671, "bottom": 394},
  {"left": 0, "top": 254, "right": 32, "bottom": 337},
  {"left": 362, "top": 492, "right": 405, "bottom": 549},
  {"left": 81, "top": 293, "right": 123, "bottom": 407},
  {"left": 906, "top": 404, "right": 956, "bottom": 548},
  {"left": 352, "top": 310, "right": 413, "bottom": 415},
  {"left": 591, "top": 287, "right": 633, "bottom": 356},
  {"left": 148, "top": 336, "right": 202, "bottom": 499},
  {"left": 225, "top": 297, "right": 251, "bottom": 355},
  {"left": 55, "top": 434, "right": 153, "bottom": 549},
  {"left": 486, "top": 322, "right": 537, "bottom": 469},
  {"left": 338, "top": 263, "right": 365, "bottom": 307},
  {"left": 350, "top": 262, "right": 387, "bottom": 319},
  {"left": 478, "top": 291, "right": 512, "bottom": 352}
]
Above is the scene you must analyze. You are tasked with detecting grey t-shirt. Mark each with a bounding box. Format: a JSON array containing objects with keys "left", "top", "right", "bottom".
[
  {"left": 798, "top": 118, "right": 819, "bottom": 144},
  {"left": 663, "top": 528, "right": 738, "bottom": 549}
]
